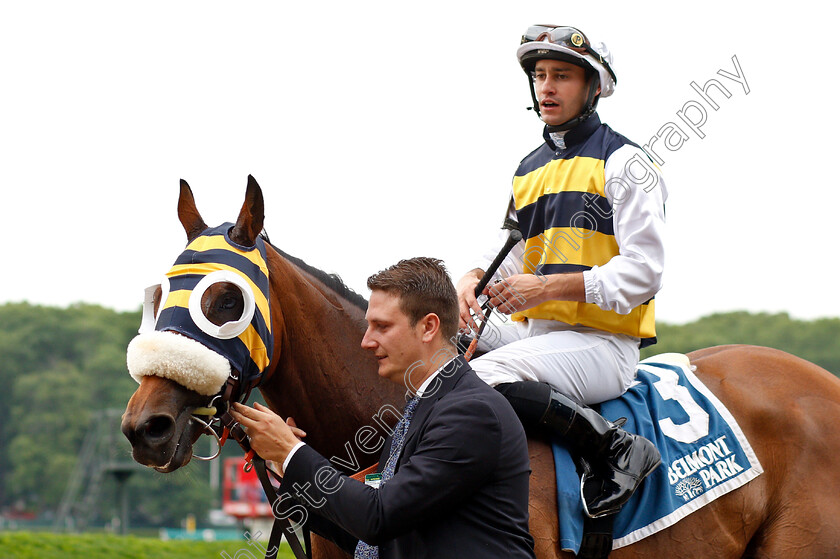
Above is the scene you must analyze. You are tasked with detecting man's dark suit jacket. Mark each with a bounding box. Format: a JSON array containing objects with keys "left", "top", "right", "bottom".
[{"left": 279, "top": 355, "right": 535, "bottom": 558}]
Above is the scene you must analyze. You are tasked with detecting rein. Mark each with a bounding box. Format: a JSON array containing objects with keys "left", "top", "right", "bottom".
[
  {"left": 192, "top": 375, "right": 311, "bottom": 559},
  {"left": 463, "top": 227, "right": 522, "bottom": 361}
]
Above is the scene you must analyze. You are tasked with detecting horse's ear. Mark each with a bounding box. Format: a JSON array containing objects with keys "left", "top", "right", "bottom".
[
  {"left": 230, "top": 175, "right": 265, "bottom": 247},
  {"left": 178, "top": 179, "right": 208, "bottom": 243}
]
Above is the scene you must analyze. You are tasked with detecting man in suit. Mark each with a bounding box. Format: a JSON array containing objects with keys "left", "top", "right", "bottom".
[{"left": 231, "top": 257, "right": 535, "bottom": 559}]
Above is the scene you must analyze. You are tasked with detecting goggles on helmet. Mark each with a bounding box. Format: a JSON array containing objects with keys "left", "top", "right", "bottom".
[{"left": 520, "top": 25, "right": 617, "bottom": 85}]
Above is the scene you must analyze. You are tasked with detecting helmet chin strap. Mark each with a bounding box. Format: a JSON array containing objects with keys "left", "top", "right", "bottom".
[{"left": 529, "top": 74, "right": 602, "bottom": 133}]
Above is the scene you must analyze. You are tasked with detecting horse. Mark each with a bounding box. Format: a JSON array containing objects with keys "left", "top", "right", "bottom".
[{"left": 122, "top": 177, "right": 840, "bottom": 558}]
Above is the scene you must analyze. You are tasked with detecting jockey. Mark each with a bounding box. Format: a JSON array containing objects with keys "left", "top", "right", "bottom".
[{"left": 456, "top": 25, "right": 667, "bottom": 518}]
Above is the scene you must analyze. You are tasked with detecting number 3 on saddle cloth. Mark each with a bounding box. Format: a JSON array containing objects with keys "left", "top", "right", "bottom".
[{"left": 553, "top": 354, "right": 764, "bottom": 555}]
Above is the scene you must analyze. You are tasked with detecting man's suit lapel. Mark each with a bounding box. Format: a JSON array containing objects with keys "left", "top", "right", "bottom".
[
  {"left": 375, "top": 356, "right": 470, "bottom": 472},
  {"left": 399, "top": 356, "right": 468, "bottom": 458}
]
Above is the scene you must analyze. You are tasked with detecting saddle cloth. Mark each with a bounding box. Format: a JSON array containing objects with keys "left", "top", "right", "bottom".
[{"left": 553, "top": 353, "right": 764, "bottom": 553}]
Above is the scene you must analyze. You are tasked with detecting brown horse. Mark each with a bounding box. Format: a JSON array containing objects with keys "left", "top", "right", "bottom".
[{"left": 122, "top": 179, "right": 840, "bottom": 558}]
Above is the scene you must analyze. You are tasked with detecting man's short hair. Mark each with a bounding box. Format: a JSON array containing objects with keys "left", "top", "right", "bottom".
[{"left": 367, "top": 257, "right": 459, "bottom": 344}]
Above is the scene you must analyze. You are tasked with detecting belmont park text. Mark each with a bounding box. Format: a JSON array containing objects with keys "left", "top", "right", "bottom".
[{"left": 668, "top": 435, "right": 745, "bottom": 495}]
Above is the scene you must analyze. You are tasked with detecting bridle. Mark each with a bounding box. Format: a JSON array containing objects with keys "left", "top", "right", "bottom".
[{"left": 188, "top": 372, "right": 252, "bottom": 462}]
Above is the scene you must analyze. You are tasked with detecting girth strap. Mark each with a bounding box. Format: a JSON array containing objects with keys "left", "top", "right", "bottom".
[{"left": 578, "top": 513, "right": 614, "bottom": 559}]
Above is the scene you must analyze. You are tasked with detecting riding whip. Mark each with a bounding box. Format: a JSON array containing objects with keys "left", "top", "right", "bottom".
[{"left": 464, "top": 227, "right": 523, "bottom": 361}]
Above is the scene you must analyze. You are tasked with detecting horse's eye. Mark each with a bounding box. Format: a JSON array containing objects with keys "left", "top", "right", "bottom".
[
  {"left": 220, "top": 295, "right": 238, "bottom": 310},
  {"left": 204, "top": 287, "right": 243, "bottom": 324},
  {"left": 153, "top": 285, "right": 163, "bottom": 317},
  {"left": 187, "top": 270, "right": 256, "bottom": 340}
]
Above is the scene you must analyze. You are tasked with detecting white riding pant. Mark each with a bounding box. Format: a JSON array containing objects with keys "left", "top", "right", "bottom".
[{"left": 470, "top": 317, "right": 640, "bottom": 406}]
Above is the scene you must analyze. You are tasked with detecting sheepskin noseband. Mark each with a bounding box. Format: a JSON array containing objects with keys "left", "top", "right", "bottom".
[
  {"left": 127, "top": 331, "right": 231, "bottom": 396},
  {"left": 126, "top": 223, "right": 273, "bottom": 395}
]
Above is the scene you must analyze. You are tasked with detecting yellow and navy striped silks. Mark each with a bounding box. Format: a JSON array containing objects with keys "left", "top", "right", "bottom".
[
  {"left": 511, "top": 115, "right": 656, "bottom": 346},
  {"left": 154, "top": 223, "right": 273, "bottom": 385}
]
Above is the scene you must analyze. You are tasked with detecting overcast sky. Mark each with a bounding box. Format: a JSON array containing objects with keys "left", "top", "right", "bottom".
[{"left": 1, "top": 1, "right": 837, "bottom": 325}]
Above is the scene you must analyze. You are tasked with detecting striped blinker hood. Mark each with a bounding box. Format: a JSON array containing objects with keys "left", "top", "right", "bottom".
[{"left": 129, "top": 223, "right": 273, "bottom": 395}]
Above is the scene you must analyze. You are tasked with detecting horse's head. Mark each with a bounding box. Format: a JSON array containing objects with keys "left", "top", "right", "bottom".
[{"left": 122, "top": 176, "right": 274, "bottom": 472}]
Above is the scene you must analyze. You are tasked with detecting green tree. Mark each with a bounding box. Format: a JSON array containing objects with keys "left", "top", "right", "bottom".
[
  {"left": 642, "top": 311, "right": 840, "bottom": 376},
  {"left": 0, "top": 302, "right": 216, "bottom": 527},
  {"left": 9, "top": 361, "right": 93, "bottom": 506}
]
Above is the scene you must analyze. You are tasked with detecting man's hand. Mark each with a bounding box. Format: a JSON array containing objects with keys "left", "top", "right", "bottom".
[
  {"left": 456, "top": 269, "right": 485, "bottom": 331},
  {"left": 485, "top": 272, "right": 586, "bottom": 314},
  {"left": 230, "top": 402, "right": 307, "bottom": 468},
  {"left": 485, "top": 274, "right": 545, "bottom": 314}
]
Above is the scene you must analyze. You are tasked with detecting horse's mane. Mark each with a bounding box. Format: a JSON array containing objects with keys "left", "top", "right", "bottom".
[{"left": 262, "top": 233, "right": 369, "bottom": 311}]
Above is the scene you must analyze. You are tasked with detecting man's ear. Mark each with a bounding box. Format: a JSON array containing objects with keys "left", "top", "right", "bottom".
[{"left": 419, "top": 313, "right": 441, "bottom": 343}]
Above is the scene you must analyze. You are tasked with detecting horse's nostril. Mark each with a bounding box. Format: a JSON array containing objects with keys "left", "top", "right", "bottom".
[{"left": 143, "top": 415, "right": 175, "bottom": 442}]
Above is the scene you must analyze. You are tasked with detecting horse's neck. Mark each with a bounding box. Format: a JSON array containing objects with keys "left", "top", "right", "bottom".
[{"left": 260, "top": 255, "right": 403, "bottom": 469}]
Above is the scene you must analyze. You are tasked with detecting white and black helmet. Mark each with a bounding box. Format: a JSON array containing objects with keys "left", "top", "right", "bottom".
[{"left": 517, "top": 25, "right": 617, "bottom": 130}]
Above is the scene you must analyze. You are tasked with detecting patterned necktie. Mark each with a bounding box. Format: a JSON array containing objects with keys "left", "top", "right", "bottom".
[{"left": 354, "top": 395, "right": 421, "bottom": 559}]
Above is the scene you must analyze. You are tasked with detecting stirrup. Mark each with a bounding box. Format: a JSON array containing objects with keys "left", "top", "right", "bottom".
[
  {"left": 579, "top": 434, "right": 661, "bottom": 519},
  {"left": 579, "top": 460, "right": 619, "bottom": 519},
  {"left": 578, "top": 415, "right": 628, "bottom": 518}
]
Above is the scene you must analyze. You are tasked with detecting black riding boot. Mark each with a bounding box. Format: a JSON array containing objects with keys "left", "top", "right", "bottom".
[{"left": 496, "top": 381, "right": 661, "bottom": 518}]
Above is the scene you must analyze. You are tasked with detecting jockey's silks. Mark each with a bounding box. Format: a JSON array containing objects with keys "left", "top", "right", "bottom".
[
  {"left": 511, "top": 116, "right": 656, "bottom": 344},
  {"left": 152, "top": 223, "right": 273, "bottom": 386}
]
